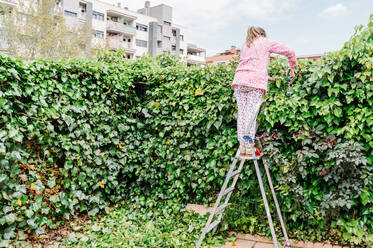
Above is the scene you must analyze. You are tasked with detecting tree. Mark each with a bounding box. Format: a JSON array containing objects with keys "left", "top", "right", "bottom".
[{"left": 0, "top": 0, "right": 93, "bottom": 59}]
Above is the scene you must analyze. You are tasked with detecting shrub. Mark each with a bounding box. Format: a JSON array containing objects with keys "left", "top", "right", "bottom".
[{"left": 0, "top": 15, "right": 372, "bottom": 246}]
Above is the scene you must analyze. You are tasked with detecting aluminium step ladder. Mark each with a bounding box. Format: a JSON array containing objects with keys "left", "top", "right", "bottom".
[{"left": 195, "top": 107, "right": 291, "bottom": 248}]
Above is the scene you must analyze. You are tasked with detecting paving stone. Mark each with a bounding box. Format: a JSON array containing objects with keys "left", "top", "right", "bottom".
[
  {"left": 305, "top": 241, "right": 314, "bottom": 247},
  {"left": 255, "top": 242, "right": 275, "bottom": 248},
  {"left": 314, "top": 242, "right": 324, "bottom": 248},
  {"left": 213, "top": 239, "right": 255, "bottom": 248},
  {"left": 185, "top": 204, "right": 212, "bottom": 215},
  {"left": 289, "top": 240, "right": 307, "bottom": 248},
  {"left": 236, "top": 233, "right": 273, "bottom": 244},
  {"left": 187, "top": 205, "right": 337, "bottom": 248}
]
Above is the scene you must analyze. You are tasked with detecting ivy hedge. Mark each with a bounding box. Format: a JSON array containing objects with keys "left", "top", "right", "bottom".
[{"left": 0, "top": 16, "right": 372, "bottom": 246}]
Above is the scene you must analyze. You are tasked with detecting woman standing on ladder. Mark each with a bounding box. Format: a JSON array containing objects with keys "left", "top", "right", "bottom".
[{"left": 232, "top": 26, "right": 298, "bottom": 157}]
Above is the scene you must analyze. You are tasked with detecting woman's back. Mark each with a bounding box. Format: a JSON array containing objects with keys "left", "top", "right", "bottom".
[{"left": 232, "top": 36, "right": 297, "bottom": 94}]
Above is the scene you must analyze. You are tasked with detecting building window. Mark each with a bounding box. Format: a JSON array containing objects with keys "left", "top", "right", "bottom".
[
  {"left": 164, "top": 36, "right": 170, "bottom": 41},
  {"left": 171, "top": 45, "right": 176, "bottom": 51},
  {"left": 180, "top": 35, "right": 184, "bottom": 41},
  {"left": 56, "top": 0, "right": 62, "bottom": 8},
  {"left": 93, "top": 11, "right": 104, "bottom": 21},
  {"left": 136, "top": 39, "right": 147, "bottom": 48},
  {"left": 157, "top": 24, "right": 163, "bottom": 33},
  {"left": 127, "top": 55, "right": 131, "bottom": 59},
  {"left": 64, "top": 10, "right": 77, "bottom": 17},
  {"left": 163, "top": 21, "right": 171, "bottom": 26},
  {"left": 180, "top": 49, "right": 184, "bottom": 54},
  {"left": 136, "top": 23, "right": 148, "bottom": 32},
  {"left": 157, "top": 41, "right": 162, "bottom": 48},
  {"left": 93, "top": 30, "right": 104, "bottom": 39},
  {"left": 109, "top": 16, "right": 118, "bottom": 22}
]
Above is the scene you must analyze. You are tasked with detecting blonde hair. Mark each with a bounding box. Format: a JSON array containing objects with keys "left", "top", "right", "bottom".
[{"left": 246, "top": 26, "right": 267, "bottom": 47}]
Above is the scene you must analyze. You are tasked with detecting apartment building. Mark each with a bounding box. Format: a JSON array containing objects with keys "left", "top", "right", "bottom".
[
  {"left": 0, "top": 0, "right": 206, "bottom": 64},
  {"left": 0, "top": 0, "right": 17, "bottom": 53}
]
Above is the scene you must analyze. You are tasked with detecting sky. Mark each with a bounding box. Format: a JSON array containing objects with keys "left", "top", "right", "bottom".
[{"left": 102, "top": 0, "right": 373, "bottom": 56}]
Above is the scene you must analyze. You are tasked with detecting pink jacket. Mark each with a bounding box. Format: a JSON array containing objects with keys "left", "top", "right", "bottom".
[{"left": 232, "top": 37, "right": 297, "bottom": 94}]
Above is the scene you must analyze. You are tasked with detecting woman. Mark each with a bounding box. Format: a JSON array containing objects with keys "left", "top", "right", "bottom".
[{"left": 232, "top": 26, "right": 297, "bottom": 157}]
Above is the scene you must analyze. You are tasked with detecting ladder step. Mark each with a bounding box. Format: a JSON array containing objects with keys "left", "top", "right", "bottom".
[
  {"left": 222, "top": 186, "right": 235, "bottom": 196},
  {"left": 229, "top": 169, "right": 241, "bottom": 179},
  {"left": 215, "top": 203, "right": 228, "bottom": 215},
  {"left": 206, "top": 219, "right": 221, "bottom": 234}
]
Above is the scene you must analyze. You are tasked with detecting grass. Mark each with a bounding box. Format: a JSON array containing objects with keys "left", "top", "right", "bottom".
[{"left": 63, "top": 200, "right": 226, "bottom": 248}]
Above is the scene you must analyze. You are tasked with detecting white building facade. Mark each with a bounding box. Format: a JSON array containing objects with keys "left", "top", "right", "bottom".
[{"left": 0, "top": 0, "right": 206, "bottom": 64}]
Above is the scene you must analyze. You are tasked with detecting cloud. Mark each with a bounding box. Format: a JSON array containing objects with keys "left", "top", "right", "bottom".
[
  {"left": 102, "top": 0, "right": 295, "bottom": 54},
  {"left": 320, "top": 3, "right": 348, "bottom": 17}
]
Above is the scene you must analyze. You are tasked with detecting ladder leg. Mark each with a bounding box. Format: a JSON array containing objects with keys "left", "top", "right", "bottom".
[
  {"left": 212, "top": 158, "right": 246, "bottom": 234},
  {"left": 263, "top": 159, "right": 291, "bottom": 247},
  {"left": 253, "top": 158, "right": 279, "bottom": 248},
  {"left": 195, "top": 150, "right": 240, "bottom": 248}
]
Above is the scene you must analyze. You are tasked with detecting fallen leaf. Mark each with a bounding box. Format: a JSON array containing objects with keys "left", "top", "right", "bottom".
[
  {"left": 31, "top": 183, "right": 37, "bottom": 191},
  {"left": 195, "top": 89, "right": 204, "bottom": 96},
  {"left": 153, "top": 102, "right": 160, "bottom": 108},
  {"left": 17, "top": 199, "right": 22, "bottom": 206},
  {"left": 118, "top": 141, "right": 123, "bottom": 150},
  {"left": 99, "top": 181, "right": 105, "bottom": 189},
  {"left": 166, "top": 139, "right": 171, "bottom": 145},
  {"left": 99, "top": 152, "right": 105, "bottom": 156},
  {"left": 29, "top": 164, "right": 35, "bottom": 170},
  {"left": 3, "top": 192, "right": 8, "bottom": 200}
]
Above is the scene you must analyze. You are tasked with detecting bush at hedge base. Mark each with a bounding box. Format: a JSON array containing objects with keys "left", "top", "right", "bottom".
[{"left": 0, "top": 16, "right": 372, "bottom": 246}]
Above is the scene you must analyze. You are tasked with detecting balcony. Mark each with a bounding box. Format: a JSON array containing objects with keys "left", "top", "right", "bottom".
[
  {"left": 78, "top": 12, "right": 86, "bottom": 20},
  {"left": 107, "top": 21, "right": 136, "bottom": 36},
  {"left": 187, "top": 54, "right": 206, "bottom": 64},
  {"left": 107, "top": 9, "right": 137, "bottom": 21},
  {"left": 108, "top": 38, "right": 136, "bottom": 53},
  {"left": 171, "top": 36, "right": 177, "bottom": 44}
]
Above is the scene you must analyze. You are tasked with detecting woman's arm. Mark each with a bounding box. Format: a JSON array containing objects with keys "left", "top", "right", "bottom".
[
  {"left": 268, "top": 77, "right": 281, "bottom": 82},
  {"left": 268, "top": 39, "right": 298, "bottom": 68}
]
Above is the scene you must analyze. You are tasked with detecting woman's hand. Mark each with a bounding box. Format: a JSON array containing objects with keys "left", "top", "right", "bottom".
[{"left": 286, "top": 68, "right": 295, "bottom": 78}]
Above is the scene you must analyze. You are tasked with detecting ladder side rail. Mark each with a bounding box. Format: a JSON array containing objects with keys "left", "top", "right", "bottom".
[
  {"left": 212, "top": 158, "right": 246, "bottom": 234},
  {"left": 195, "top": 150, "right": 240, "bottom": 248},
  {"left": 253, "top": 158, "right": 280, "bottom": 248},
  {"left": 263, "top": 158, "right": 291, "bottom": 247}
]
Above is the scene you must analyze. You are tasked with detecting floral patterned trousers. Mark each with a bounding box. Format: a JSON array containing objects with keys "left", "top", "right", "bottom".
[{"left": 234, "top": 86, "right": 264, "bottom": 148}]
